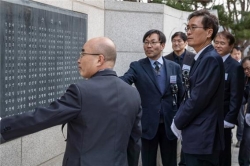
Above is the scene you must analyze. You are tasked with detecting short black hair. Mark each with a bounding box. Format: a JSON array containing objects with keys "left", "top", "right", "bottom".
[
  {"left": 232, "top": 46, "right": 241, "bottom": 51},
  {"left": 188, "top": 9, "right": 219, "bottom": 40},
  {"left": 171, "top": 32, "right": 187, "bottom": 42},
  {"left": 143, "top": 29, "right": 166, "bottom": 43},
  {"left": 215, "top": 31, "right": 235, "bottom": 46},
  {"left": 241, "top": 56, "right": 250, "bottom": 65}
]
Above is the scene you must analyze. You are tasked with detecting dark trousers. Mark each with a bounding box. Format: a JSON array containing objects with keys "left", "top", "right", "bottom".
[
  {"left": 141, "top": 123, "right": 177, "bottom": 166},
  {"left": 237, "top": 105, "right": 245, "bottom": 141},
  {"left": 238, "top": 121, "right": 250, "bottom": 166},
  {"left": 219, "top": 128, "right": 232, "bottom": 166},
  {"left": 185, "top": 151, "right": 220, "bottom": 166}
]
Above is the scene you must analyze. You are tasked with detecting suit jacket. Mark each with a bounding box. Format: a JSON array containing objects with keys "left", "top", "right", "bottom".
[
  {"left": 0, "top": 70, "right": 142, "bottom": 166},
  {"left": 223, "top": 56, "right": 244, "bottom": 124},
  {"left": 174, "top": 45, "right": 225, "bottom": 154},
  {"left": 164, "top": 49, "right": 195, "bottom": 68},
  {"left": 120, "top": 57, "right": 183, "bottom": 140}
]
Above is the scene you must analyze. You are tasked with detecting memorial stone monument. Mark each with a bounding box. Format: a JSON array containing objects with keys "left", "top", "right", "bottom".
[{"left": 0, "top": 0, "right": 87, "bottom": 119}]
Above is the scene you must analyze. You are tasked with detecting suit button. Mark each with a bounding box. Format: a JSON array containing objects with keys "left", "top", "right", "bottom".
[{"left": 4, "top": 126, "right": 11, "bottom": 131}]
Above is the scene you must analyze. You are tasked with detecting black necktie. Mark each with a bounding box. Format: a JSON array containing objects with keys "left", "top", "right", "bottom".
[{"left": 154, "top": 61, "right": 160, "bottom": 73}]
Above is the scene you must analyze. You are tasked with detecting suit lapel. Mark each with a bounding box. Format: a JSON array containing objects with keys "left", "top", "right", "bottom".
[
  {"left": 141, "top": 58, "right": 162, "bottom": 93},
  {"left": 169, "top": 53, "right": 175, "bottom": 61},
  {"left": 223, "top": 56, "right": 232, "bottom": 72},
  {"left": 190, "top": 45, "right": 213, "bottom": 76},
  {"left": 163, "top": 58, "right": 170, "bottom": 94},
  {"left": 183, "top": 51, "right": 195, "bottom": 67}
]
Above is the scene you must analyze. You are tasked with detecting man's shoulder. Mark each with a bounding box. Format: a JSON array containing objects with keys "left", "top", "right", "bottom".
[
  {"left": 225, "top": 58, "right": 243, "bottom": 74},
  {"left": 202, "top": 47, "right": 222, "bottom": 61},
  {"left": 163, "top": 58, "right": 180, "bottom": 68},
  {"left": 164, "top": 52, "right": 174, "bottom": 60},
  {"left": 227, "top": 56, "right": 241, "bottom": 66},
  {"left": 128, "top": 57, "right": 148, "bottom": 65},
  {"left": 185, "top": 50, "right": 196, "bottom": 57}
]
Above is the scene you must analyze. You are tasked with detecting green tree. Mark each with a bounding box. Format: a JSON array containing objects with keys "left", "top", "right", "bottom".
[{"left": 150, "top": 0, "right": 250, "bottom": 56}]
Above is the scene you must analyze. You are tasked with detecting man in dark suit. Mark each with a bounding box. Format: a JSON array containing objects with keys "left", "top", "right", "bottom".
[
  {"left": 231, "top": 46, "right": 242, "bottom": 63},
  {"left": 214, "top": 31, "right": 245, "bottom": 166},
  {"left": 171, "top": 10, "right": 225, "bottom": 166},
  {"left": 120, "top": 29, "right": 184, "bottom": 166},
  {"left": 238, "top": 56, "right": 250, "bottom": 166},
  {"left": 165, "top": 31, "right": 195, "bottom": 166},
  {"left": 0, "top": 37, "right": 142, "bottom": 166},
  {"left": 231, "top": 46, "right": 245, "bottom": 147},
  {"left": 165, "top": 31, "right": 195, "bottom": 68}
]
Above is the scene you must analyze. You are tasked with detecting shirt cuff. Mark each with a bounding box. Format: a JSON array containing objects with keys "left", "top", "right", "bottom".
[
  {"left": 246, "top": 113, "right": 250, "bottom": 126},
  {"left": 171, "top": 119, "right": 182, "bottom": 140},
  {"left": 224, "top": 120, "right": 235, "bottom": 128}
]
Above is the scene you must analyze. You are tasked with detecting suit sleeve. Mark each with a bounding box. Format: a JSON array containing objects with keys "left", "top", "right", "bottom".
[
  {"left": 225, "top": 65, "right": 245, "bottom": 124},
  {"left": 247, "top": 90, "right": 250, "bottom": 114},
  {"left": 175, "top": 56, "right": 223, "bottom": 129},
  {"left": 127, "top": 106, "right": 142, "bottom": 166},
  {"left": 1, "top": 84, "right": 81, "bottom": 141},
  {"left": 120, "top": 62, "right": 137, "bottom": 85}
]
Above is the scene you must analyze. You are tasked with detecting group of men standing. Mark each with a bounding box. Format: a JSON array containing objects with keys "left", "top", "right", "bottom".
[
  {"left": 121, "top": 9, "right": 250, "bottom": 166},
  {"left": 1, "top": 9, "right": 250, "bottom": 166}
]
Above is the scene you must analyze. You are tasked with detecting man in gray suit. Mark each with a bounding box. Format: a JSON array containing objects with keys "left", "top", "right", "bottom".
[{"left": 0, "top": 37, "right": 142, "bottom": 166}]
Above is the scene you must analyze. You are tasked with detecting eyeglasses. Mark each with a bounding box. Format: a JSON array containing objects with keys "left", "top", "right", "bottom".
[
  {"left": 143, "top": 41, "right": 161, "bottom": 46},
  {"left": 172, "top": 40, "right": 184, "bottom": 43},
  {"left": 214, "top": 41, "right": 226, "bottom": 46},
  {"left": 184, "top": 26, "right": 204, "bottom": 32},
  {"left": 243, "top": 67, "right": 250, "bottom": 72},
  {"left": 79, "top": 49, "right": 100, "bottom": 58}
]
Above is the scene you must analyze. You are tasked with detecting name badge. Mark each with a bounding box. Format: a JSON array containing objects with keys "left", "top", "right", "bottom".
[
  {"left": 225, "top": 73, "right": 228, "bottom": 80},
  {"left": 182, "top": 64, "right": 191, "bottom": 71},
  {"left": 170, "top": 75, "right": 177, "bottom": 84}
]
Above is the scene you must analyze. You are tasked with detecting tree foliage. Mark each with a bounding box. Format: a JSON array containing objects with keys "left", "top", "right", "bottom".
[{"left": 150, "top": 0, "right": 250, "bottom": 56}]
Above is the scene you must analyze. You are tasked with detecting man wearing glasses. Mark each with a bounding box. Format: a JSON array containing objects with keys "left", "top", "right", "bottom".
[
  {"left": 165, "top": 31, "right": 195, "bottom": 166},
  {"left": 165, "top": 31, "right": 195, "bottom": 69},
  {"left": 0, "top": 37, "right": 142, "bottom": 166},
  {"left": 171, "top": 10, "right": 225, "bottom": 166},
  {"left": 214, "top": 31, "right": 245, "bottom": 166},
  {"left": 121, "top": 29, "right": 184, "bottom": 166}
]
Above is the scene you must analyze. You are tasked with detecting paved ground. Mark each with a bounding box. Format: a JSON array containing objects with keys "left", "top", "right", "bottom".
[
  {"left": 50, "top": 128, "right": 242, "bottom": 166},
  {"left": 152, "top": 127, "right": 241, "bottom": 166}
]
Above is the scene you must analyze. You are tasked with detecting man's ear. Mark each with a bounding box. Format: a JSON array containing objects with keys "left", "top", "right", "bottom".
[
  {"left": 207, "top": 29, "right": 213, "bottom": 38},
  {"left": 161, "top": 43, "right": 165, "bottom": 51},
  {"left": 97, "top": 54, "right": 105, "bottom": 66}
]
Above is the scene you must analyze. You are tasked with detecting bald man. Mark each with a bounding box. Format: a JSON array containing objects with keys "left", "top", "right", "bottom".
[{"left": 0, "top": 37, "right": 142, "bottom": 166}]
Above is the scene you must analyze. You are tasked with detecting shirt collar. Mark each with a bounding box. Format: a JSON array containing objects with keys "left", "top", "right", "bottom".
[
  {"left": 194, "top": 44, "right": 211, "bottom": 61},
  {"left": 173, "top": 49, "right": 186, "bottom": 59},
  {"left": 149, "top": 56, "right": 164, "bottom": 67},
  {"left": 221, "top": 54, "right": 230, "bottom": 62}
]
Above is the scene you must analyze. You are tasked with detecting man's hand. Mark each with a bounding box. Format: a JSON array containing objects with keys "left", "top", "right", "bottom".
[
  {"left": 224, "top": 120, "right": 235, "bottom": 128},
  {"left": 171, "top": 119, "right": 182, "bottom": 140},
  {"left": 246, "top": 113, "right": 250, "bottom": 126}
]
